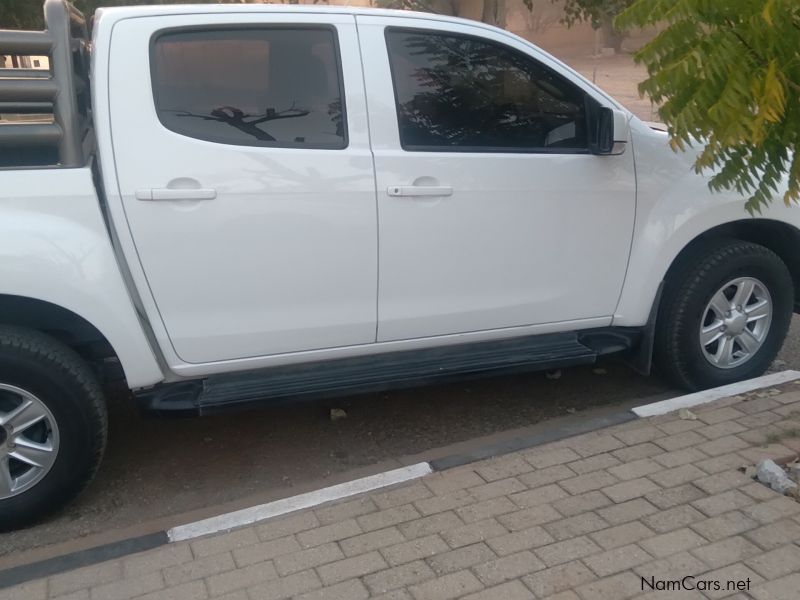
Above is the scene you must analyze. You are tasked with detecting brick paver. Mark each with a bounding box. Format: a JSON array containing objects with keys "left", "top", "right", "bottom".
[{"left": 3, "top": 384, "right": 800, "bottom": 600}]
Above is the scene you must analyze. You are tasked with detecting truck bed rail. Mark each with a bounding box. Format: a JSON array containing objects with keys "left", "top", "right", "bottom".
[{"left": 0, "top": 0, "right": 90, "bottom": 168}]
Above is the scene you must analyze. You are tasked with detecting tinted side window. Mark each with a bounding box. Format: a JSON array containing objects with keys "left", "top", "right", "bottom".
[
  {"left": 151, "top": 28, "right": 346, "bottom": 149},
  {"left": 385, "top": 29, "right": 587, "bottom": 152}
]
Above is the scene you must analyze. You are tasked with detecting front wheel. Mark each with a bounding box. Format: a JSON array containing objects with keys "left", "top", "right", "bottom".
[
  {"left": 654, "top": 239, "right": 793, "bottom": 391},
  {"left": 0, "top": 326, "right": 107, "bottom": 531}
]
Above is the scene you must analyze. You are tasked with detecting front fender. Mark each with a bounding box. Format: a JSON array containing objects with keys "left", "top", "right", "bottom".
[
  {"left": 615, "top": 119, "right": 800, "bottom": 326},
  {"left": 0, "top": 167, "right": 164, "bottom": 388}
]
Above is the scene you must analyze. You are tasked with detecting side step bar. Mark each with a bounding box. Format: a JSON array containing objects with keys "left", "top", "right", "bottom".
[{"left": 138, "top": 332, "right": 612, "bottom": 415}]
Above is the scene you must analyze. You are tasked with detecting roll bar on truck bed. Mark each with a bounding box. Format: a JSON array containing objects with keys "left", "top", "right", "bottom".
[{"left": 0, "top": 0, "right": 91, "bottom": 168}]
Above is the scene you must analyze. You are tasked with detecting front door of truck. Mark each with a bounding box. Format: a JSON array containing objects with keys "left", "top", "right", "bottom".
[
  {"left": 357, "top": 16, "right": 637, "bottom": 341},
  {"left": 108, "top": 14, "right": 377, "bottom": 364}
]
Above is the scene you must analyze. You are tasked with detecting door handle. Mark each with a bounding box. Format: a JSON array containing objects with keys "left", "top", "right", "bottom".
[
  {"left": 387, "top": 185, "right": 453, "bottom": 198},
  {"left": 135, "top": 188, "right": 217, "bottom": 201}
]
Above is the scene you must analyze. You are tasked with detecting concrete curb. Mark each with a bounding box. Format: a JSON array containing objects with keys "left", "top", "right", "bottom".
[
  {"left": 168, "top": 463, "right": 433, "bottom": 542},
  {"left": 0, "top": 533, "right": 167, "bottom": 591},
  {"left": 631, "top": 370, "right": 800, "bottom": 417}
]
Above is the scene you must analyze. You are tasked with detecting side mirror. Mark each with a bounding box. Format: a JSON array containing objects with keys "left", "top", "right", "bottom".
[{"left": 589, "top": 106, "right": 629, "bottom": 155}]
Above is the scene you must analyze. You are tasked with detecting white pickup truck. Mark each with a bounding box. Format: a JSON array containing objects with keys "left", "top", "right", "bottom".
[{"left": 0, "top": 0, "right": 798, "bottom": 530}]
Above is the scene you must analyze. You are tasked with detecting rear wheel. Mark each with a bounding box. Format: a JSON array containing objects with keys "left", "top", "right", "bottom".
[
  {"left": 0, "top": 326, "right": 107, "bottom": 531},
  {"left": 654, "top": 239, "right": 793, "bottom": 391}
]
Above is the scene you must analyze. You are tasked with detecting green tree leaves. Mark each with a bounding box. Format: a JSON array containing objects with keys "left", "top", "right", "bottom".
[{"left": 617, "top": 0, "right": 800, "bottom": 213}]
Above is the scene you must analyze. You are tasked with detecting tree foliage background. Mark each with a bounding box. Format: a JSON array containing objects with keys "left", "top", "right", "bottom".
[{"left": 618, "top": 0, "right": 800, "bottom": 212}]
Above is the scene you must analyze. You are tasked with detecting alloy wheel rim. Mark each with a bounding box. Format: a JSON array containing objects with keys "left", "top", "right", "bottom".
[
  {"left": 699, "top": 276, "right": 772, "bottom": 369},
  {"left": 0, "top": 384, "right": 60, "bottom": 499}
]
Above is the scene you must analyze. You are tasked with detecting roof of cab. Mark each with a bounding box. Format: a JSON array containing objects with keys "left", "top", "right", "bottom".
[{"left": 93, "top": 3, "right": 491, "bottom": 31}]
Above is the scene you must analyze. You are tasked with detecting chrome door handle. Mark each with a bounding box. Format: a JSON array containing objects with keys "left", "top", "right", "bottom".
[
  {"left": 387, "top": 185, "right": 453, "bottom": 198},
  {"left": 135, "top": 188, "right": 217, "bottom": 201}
]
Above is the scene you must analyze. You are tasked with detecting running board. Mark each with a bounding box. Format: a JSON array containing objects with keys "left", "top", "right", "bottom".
[{"left": 137, "top": 332, "right": 602, "bottom": 415}]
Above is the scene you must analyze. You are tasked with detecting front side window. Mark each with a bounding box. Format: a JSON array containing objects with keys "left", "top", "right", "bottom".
[
  {"left": 151, "top": 27, "right": 346, "bottom": 148},
  {"left": 385, "top": 29, "right": 587, "bottom": 152}
]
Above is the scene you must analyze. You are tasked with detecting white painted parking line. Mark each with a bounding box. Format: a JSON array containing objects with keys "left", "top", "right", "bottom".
[
  {"left": 167, "top": 462, "right": 433, "bottom": 542},
  {"left": 631, "top": 370, "right": 800, "bottom": 418}
]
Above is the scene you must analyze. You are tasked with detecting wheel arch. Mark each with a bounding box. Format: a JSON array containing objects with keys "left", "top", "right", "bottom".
[
  {"left": 662, "top": 219, "right": 800, "bottom": 310},
  {"left": 0, "top": 294, "right": 121, "bottom": 380}
]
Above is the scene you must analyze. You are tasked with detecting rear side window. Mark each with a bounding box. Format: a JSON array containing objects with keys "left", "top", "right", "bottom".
[
  {"left": 385, "top": 28, "right": 587, "bottom": 152},
  {"left": 151, "top": 27, "right": 347, "bottom": 149}
]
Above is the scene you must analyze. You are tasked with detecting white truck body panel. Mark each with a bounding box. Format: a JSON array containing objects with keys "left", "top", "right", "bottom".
[{"left": 0, "top": 168, "right": 163, "bottom": 387}]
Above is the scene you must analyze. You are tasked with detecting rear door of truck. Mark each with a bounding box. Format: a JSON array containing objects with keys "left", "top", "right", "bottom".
[{"left": 107, "top": 11, "right": 377, "bottom": 364}]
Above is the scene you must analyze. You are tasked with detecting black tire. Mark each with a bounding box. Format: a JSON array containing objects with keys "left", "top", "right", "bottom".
[
  {"left": 0, "top": 326, "right": 107, "bottom": 531},
  {"left": 654, "top": 239, "right": 793, "bottom": 391}
]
